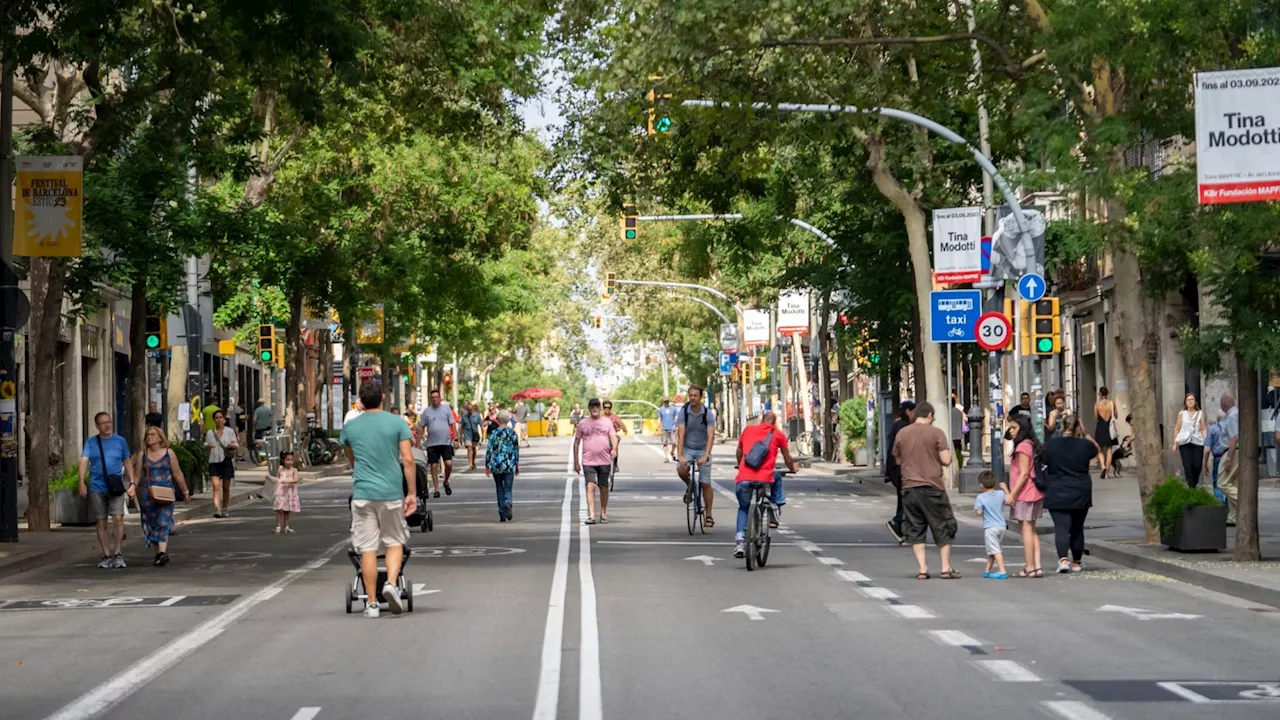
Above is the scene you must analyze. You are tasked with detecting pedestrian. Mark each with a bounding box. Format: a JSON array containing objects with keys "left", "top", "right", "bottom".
[
  {"left": 204, "top": 409, "right": 239, "bottom": 518},
  {"left": 485, "top": 410, "right": 520, "bottom": 522},
  {"left": 602, "top": 400, "right": 628, "bottom": 472},
  {"left": 418, "top": 389, "right": 457, "bottom": 498},
  {"left": 1045, "top": 392, "right": 1066, "bottom": 441},
  {"left": 484, "top": 404, "right": 501, "bottom": 441},
  {"left": 676, "top": 386, "right": 717, "bottom": 527},
  {"left": 657, "top": 397, "right": 679, "bottom": 463},
  {"left": 229, "top": 399, "right": 246, "bottom": 460},
  {"left": 1205, "top": 412, "right": 1230, "bottom": 503},
  {"left": 569, "top": 403, "right": 584, "bottom": 430},
  {"left": 733, "top": 412, "right": 796, "bottom": 558},
  {"left": 973, "top": 470, "right": 1010, "bottom": 579},
  {"left": 343, "top": 400, "right": 364, "bottom": 426},
  {"left": 1009, "top": 392, "right": 1032, "bottom": 421},
  {"left": 78, "top": 412, "right": 137, "bottom": 569},
  {"left": 1217, "top": 391, "right": 1240, "bottom": 526},
  {"left": 340, "top": 382, "right": 417, "bottom": 618},
  {"left": 883, "top": 401, "right": 916, "bottom": 544},
  {"left": 513, "top": 399, "right": 531, "bottom": 447},
  {"left": 1004, "top": 414, "right": 1044, "bottom": 578},
  {"left": 1171, "top": 393, "right": 1208, "bottom": 487},
  {"left": 891, "top": 401, "right": 960, "bottom": 579},
  {"left": 547, "top": 401, "right": 561, "bottom": 437},
  {"left": 144, "top": 401, "right": 163, "bottom": 431},
  {"left": 270, "top": 450, "right": 301, "bottom": 534},
  {"left": 201, "top": 397, "right": 222, "bottom": 436},
  {"left": 1042, "top": 413, "right": 1099, "bottom": 573},
  {"left": 950, "top": 394, "right": 966, "bottom": 469},
  {"left": 1094, "top": 387, "right": 1117, "bottom": 478},
  {"left": 574, "top": 399, "right": 617, "bottom": 525},
  {"left": 253, "top": 399, "right": 274, "bottom": 439},
  {"left": 460, "top": 402, "right": 483, "bottom": 471},
  {"left": 135, "top": 425, "right": 188, "bottom": 566}
]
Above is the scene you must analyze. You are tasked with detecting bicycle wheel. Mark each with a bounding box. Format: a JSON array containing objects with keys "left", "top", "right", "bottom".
[
  {"left": 686, "top": 486, "right": 697, "bottom": 535},
  {"left": 250, "top": 441, "right": 268, "bottom": 467},
  {"left": 307, "top": 438, "right": 329, "bottom": 467},
  {"left": 745, "top": 499, "right": 759, "bottom": 571},
  {"left": 756, "top": 510, "right": 772, "bottom": 567}
]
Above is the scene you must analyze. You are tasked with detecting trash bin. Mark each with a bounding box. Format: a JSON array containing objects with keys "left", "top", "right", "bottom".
[{"left": 632, "top": 419, "right": 643, "bottom": 435}]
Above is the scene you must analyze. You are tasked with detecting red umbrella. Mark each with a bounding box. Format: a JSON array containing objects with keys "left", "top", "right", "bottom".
[{"left": 511, "top": 387, "right": 563, "bottom": 400}]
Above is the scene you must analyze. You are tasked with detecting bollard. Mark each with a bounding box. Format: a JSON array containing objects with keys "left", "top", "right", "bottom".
[{"left": 967, "top": 409, "right": 984, "bottom": 467}]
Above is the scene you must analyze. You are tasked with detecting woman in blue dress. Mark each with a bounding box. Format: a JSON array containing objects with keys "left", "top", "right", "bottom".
[{"left": 136, "top": 426, "right": 190, "bottom": 566}]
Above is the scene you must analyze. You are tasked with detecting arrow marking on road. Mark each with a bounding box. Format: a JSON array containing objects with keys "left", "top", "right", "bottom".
[
  {"left": 1097, "top": 604, "right": 1201, "bottom": 620},
  {"left": 686, "top": 555, "right": 720, "bottom": 566},
  {"left": 412, "top": 584, "right": 442, "bottom": 596},
  {"left": 722, "top": 604, "right": 779, "bottom": 621}
]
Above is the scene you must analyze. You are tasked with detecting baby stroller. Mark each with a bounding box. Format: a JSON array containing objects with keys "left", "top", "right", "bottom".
[
  {"left": 406, "top": 446, "right": 434, "bottom": 533},
  {"left": 345, "top": 545, "right": 414, "bottom": 614}
]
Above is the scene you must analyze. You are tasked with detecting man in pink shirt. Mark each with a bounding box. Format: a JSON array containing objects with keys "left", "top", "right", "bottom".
[{"left": 574, "top": 398, "right": 618, "bottom": 525}]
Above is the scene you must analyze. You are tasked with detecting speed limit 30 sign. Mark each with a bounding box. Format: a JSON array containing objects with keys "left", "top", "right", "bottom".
[{"left": 974, "top": 312, "right": 1012, "bottom": 352}]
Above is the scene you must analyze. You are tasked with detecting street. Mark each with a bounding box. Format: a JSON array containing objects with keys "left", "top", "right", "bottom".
[{"left": 2, "top": 435, "right": 1279, "bottom": 720}]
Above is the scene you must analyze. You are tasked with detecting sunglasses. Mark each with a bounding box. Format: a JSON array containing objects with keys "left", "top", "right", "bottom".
[{"left": 602, "top": 406, "right": 612, "bottom": 410}]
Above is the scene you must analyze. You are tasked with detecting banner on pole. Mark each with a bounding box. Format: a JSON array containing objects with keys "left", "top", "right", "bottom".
[
  {"left": 743, "top": 309, "right": 770, "bottom": 348},
  {"left": 1195, "top": 66, "right": 1280, "bottom": 204},
  {"left": 356, "top": 305, "right": 385, "bottom": 344},
  {"left": 719, "top": 322, "right": 739, "bottom": 352},
  {"left": 931, "top": 207, "right": 983, "bottom": 284},
  {"left": 14, "top": 156, "right": 84, "bottom": 257},
  {"left": 777, "top": 289, "right": 810, "bottom": 335}
]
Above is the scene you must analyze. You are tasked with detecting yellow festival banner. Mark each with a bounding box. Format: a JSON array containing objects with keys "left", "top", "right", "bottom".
[{"left": 14, "top": 156, "right": 84, "bottom": 257}]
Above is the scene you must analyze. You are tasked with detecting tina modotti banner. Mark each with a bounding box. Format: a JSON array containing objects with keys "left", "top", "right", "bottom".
[{"left": 15, "top": 156, "right": 84, "bottom": 257}]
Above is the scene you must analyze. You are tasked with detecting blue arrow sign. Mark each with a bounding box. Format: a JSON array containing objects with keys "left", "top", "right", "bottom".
[
  {"left": 930, "top": 290, "right": 982, "bottom": 344},
  {"left": 1018, "top": 273, "right": 1046, "bottom": 302}
]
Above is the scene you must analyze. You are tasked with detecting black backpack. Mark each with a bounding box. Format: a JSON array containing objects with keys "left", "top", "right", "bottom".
[{"left": 683, "top": 404, "right": 708, "bottom": 427}]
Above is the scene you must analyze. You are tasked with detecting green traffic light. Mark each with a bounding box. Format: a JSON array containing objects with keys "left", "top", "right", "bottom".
[
  {"left": 260, "top": 351, "right": 272, "bottom": 362},
  {"left": 655, "top": 116, "right": 672, "bottom": 133},
  {"left": 146, "top": 335, "right": 160, "bottom": 349},
  {"left": 1036, "top": 338, "right": 1054, "bottom": 353},
  {"left": 625, "top": 229, "right": 636, "bottom": 240}
]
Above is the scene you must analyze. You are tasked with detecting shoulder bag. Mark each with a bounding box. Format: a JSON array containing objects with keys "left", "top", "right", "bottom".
[
  {"left": 143, "top": 453, "right": 175, "bottom": 505},
  {"left": 1108, "top": 402, "right": 1119, "bottom": 446},
  {"left": 96, "top": 436, "right": 128, "bottom": 497}
]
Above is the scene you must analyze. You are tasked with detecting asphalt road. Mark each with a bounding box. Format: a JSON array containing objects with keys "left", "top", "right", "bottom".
[{"left": 2, "top": 434, "right": 1279, "bottom": 720}]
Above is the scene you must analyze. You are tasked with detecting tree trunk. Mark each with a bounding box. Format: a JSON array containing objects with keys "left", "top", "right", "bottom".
[
  {"left": 1233, "top": 355, "right": 1261, "bottom": 560},
  {"left": 128, "top": 278, "right": 148, "bottom": 452},
  {"left": 341, "top": 320, "right": 355, "bottom": 411},
  {"left": 910, "top": 301, "right": 927, "bottom": 403},
  {"left": 818, "top": 292, "right": 836, "bottom": 461},
  {"left": 284, "top": 291, "right": 303, "bottom": 436},
  {"left": 24, "top": 258, "right": 67, "bottom": 531}
]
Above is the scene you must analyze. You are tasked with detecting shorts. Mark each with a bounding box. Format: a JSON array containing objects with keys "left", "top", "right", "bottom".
[
  {"left": 516, "top": 422, "right": 528, "bottom": 435},
  {"left": 351, "top": 499, "right": 411, "bottom": 553},
  {"left": 1011, "top": 499, "right": 1044, "bottom": 522},
  {"left": 463, "top": 435, "right": 479, "bottom": 448},
  {"left": 90, "top": 492, "right": 126, "bottom": 520},
  {"left": 208, "top": 459, "right": 234, "bottom": 479},
  {"left": 583, "top": 465, "right": 611, "bottom": 487},
  {"left": 661, "top": 430, "right": 677, "bottom": 445},
  {"left": 427, "top": 445, "right": 454, "bottom": 463},
  {"left": 681, "top": 449, "right": 711, "bottom": 484},
  {"left": 901, "top": 486, "right": 958, "bottom": 546},
  {"left": 984, "top": 527, "right": 1006, "bottom": 556}
]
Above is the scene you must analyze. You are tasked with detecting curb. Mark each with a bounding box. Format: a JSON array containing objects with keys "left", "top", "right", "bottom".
[
  {"left": 1088, "top": 538, "right": 1280, "bottom": 609},
  {"left": 0, "top": 546, "right": 63, "bottom": 582}
]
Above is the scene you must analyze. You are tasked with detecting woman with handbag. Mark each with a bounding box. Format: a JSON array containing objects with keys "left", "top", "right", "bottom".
[
  {"left": 136, "top": 426, "right": 189, "bottom": 566},
  {"left": 205, "top": 410, "right": 239, "bottom": 518},
  {"left": 1043, "top": 413, "right": 1100, "bottom": 573},
  {"left": 1093, "top": 387, "right": 1118, "bottom": 478},
  {"left": 1171, "top": 393, "right": 1208, "bottom": 487}
]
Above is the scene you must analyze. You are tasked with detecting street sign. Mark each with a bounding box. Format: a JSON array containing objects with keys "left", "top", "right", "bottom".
[
  {"left": 719, "top": 322, "right": 738, "bottom": 352},
  {"left": 718, "top": 352, "right": 733, "bottom": 375},
  {"left": 929, "top": 290, "right": 982, "bottom": 343},
  {"left": 743, "top": 309, "right": 770, "bottom": 347},
  {"left": 1194, "top": 66, "right": 1280, "bottom": 204},
  {"left": 932, "top": 207, "right": 983, "bottom": 284},
  {"left": 974, "top": 312, "right": 1012, "bottom": 351},
  {"left": 1018, "top": 273, "right": 1046, "bottom": 302},
  {"left": 356, "top": 367, "right": 376, "bottom": 381},
  {"left": 777, "top": 289, "right": 810, "bottom": 335}
]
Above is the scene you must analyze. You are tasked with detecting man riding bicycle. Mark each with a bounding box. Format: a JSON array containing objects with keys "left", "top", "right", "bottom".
[
  {"left": 734, "top": 411, "right": 797, "bottom": 559},
  {"left": 676, "top": 385, "right": 717, "bottom": 527}
]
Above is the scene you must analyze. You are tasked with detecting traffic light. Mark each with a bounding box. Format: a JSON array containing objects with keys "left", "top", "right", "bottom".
[
  {"left": 144, "top": 313, "right": 167, "bottom": 350},
  {"left": 258, "top": 324, "right": 275, "bottom": 364},
  {"left": 647, "top": 79, "right": 672, "bottom": 136},
  {"left": 731, "top": 366, "right": 740, "bottom": 383},
  {"left": 1003, "top": 298, "right": 1030, "bottom": 356},
  {"left": 605, "top": 271, "right": 618, "bottom": 298},
  {"left": 754, "top": 356, "right": 768, "bottom": 382},
  {"left": 621, "top": 205, "right": 637, "bottom": 241},
  {"left": 1032, "top": 297, "right": 1061, "bottom": 355},
  {"left": 592, "top": 314, "right": 603, "bottom": 329},
  {"left": 274, "top": 337, "right": 286, "bottom": 369}
]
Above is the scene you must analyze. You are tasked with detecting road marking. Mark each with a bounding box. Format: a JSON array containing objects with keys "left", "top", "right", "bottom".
[
  {"left": 578, "top": 473, "right": 603, "bottom": 720},
  {"left": 974, "top": 660, "right": 1041, "bottom": 682},
  {"left": 1041, "top": 701, "right": 1115, "bottom": 720},
  {"left": 926, "top": 630, "right": 982, "bottom": 647},
  {"left": 858, "top": 586, "right": 899, "bottom": 600},
  {"left": 722, "top": 604, "right": 779, "bottom": 621},
  {"left": 834, "top": 570, "right": 871, "bottom": 583},
  {"left": 288, "top": 709, "right": 321, "bottom": 720},
  {"left": 411, "top": 584, "right": 442, "bottom": 596},
  {"left": 686, "top": 555, "right": 720, "bottom": 566},
  {"left": 597, "top": 540, "right": 791, "bottom": 546},
  {"left": 885, "top": 604, "right": 935, "bottom": 619},
  {"left": 1097, "top": 604, "right": 1202, "bottom": 620},
  {"left": 156, "top": 596, "right": 186, "bottom": 607},
  {"left": 797, "top": 540, "right": 821, "bottom": 553},
  {"left": 43, "top": 540, "right": 344, "bottom": 720},
  {"left": 817, "top": 556, "right": 844, "bottom": 566},
  {"left": 532, "top": 473, "right": 574, "bottom": 720},
  {"left": 1155, "top": 682, "right": 1213, "bottom": 703},
  {"left": 777, "top": 529, "right": 797, "bottom": 535}
]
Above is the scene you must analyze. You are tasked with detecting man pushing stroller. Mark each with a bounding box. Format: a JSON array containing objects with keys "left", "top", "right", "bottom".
[{"left": 340, "top": 382, "right": 418, "bottom": 618}]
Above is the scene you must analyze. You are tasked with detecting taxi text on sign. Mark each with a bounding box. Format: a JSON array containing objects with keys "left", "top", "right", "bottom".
[
  {"left": 777, "top": 289, "right": 810, "bottom": 335},
  {"left": 14, "top": 156, "right": 84, "bottom": 258},
  {"left": 931, "top": 207, "right": 983, "bottom": 284},
  {"left": 743, "top": 309, "right": 771, "bottom": 348},
  {"left": 1194, "top": 66, "right": 1280, "bottom": 204}
]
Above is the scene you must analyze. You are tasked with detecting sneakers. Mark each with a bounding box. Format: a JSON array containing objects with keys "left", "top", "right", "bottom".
[
  {"left": 364, "top": 603, "right": 380, "bottom": 618},
  {"left": 505, "top": 502, "right": 513, "bottom": 521},
  {"left": 767, "top": 507, "right": 780, "bottom": 529},
  {"left": 153, "top": 552, "right": 169, "bottom": 567},
  {"left": 1070, "top": 562, "right": 1084, "bottom": 573},
  {"left": 443, "top": 482, "right": 453, "bottom": 496},
  {"left": 885, "top": 521, "right": 904, "bottom": 544},
  {"left": 433, "top": 490, "right": 441, "bottom": 499},
  {"left": 1057, "top": 559, "right": 1072, "bottom": 574},
  {"left": 382, "top": 583, "right": 404, "bottom": 615},
  {"left": 733, "top": 543, "right": 746, "bottom": 558},
  {"left": 97, "top": 556, "right": 114, "bottom": 569},
  {"left": 683, "top": 486, "right": 694, "bottom": 504},
  {"left": 986, "top": 572, "right": 1008, "bottom": 580},
  {"left": 113, "top": 554, "right": 126, "bottom": 569}
]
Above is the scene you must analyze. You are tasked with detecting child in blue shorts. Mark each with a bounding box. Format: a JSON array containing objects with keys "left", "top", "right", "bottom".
[{"left": 973, "top": 470, "right": 1011, "bottom": 579}]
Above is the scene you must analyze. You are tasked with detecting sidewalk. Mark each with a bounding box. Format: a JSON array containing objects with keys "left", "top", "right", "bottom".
[{"left": 1, "top": 461, "right": 349, "bottom": 582}]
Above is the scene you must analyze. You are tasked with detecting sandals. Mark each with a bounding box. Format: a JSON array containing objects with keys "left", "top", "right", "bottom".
[
  {"left": 704, "top": 517, "right": 715, "bottom": 528},
  {"left": 939, "top": 569, "right": 962, "bottom": 579},
  {"left": 584, "top": 517, "right": 597, "bottom": 525},
  {"left": 916, "top": 572, "right": 931, "bottom": 580},
  {"left": 1015, "top": 567, "right": 1044, "bottom": 578}
]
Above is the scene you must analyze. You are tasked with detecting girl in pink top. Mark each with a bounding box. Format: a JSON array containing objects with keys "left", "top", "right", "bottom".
[{"left": 1004, "top": 415, "right": 1044, "bottom": 577}]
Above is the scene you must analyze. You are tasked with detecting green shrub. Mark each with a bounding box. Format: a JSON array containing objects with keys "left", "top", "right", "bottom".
[
  {"left": 171, "top": 440, "right": 209, "bottom": 486},
  {"left": 840, "top": 398, "right": 868, "bottom": 462},
  {"left": 1144, "top": 476, "right": 1221, "bottom": 536},
  {"left": 50, "top": 466, "right": 80, "bottom": 493}
]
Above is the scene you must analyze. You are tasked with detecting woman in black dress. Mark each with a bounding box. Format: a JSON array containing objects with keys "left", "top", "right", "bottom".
[
  {"left": 1043, "top": 413, "right": 1101, "bottom": 573},
  {"left": 1093, "top": 387, "right": 1116, "bottom": 478}
]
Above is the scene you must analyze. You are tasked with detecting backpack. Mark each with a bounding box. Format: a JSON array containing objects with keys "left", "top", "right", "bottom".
[
  {"left": 1033, "top": 447, "right": 1050, "bottom": 493},
  {"left": 1209, "top": 418, "right": 1230, "bottom": 457},
  {"left": 682, "top": 404, "right": 708, "bottom": 427},
  {"left": 743, "top": 431, "right": 774, "bottom": 470}
]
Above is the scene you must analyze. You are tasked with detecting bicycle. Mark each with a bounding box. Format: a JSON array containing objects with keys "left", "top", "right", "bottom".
[
  {"left": 683, "top": 459, "right": 707, "bottom": 535},
  {"left": 304, "top": 417, "right": 334, "bottom": 467},
  {"left": 795, "top": 431, "right": 815, "bottom": 457},
  {"left": 744, "top": 470, "right": 790, "bottom": 571}
]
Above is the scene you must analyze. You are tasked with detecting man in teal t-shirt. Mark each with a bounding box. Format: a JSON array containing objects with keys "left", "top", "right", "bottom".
[{"left": 340, "top": 383, "right": 417, "bottom": 618}]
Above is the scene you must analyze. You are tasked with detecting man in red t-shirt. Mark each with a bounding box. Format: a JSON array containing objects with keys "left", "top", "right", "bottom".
[{"left": 733, "top": 412, "right": 797, "bottom": 558}]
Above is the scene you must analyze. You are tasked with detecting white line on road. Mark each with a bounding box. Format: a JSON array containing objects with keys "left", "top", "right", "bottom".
[
  {"left": 1154, "top": 682, "right": 1214, "bottom": 703},
  {"left": 858, "top": 586, "right": 899, "bottom": 600},
  {"left": 1040, "top": 701, "right": 1115, "bottom": 720},
  {"left": 817, "top": 556, "right": 844, "bottom": 566},
  {"left": 834, "top": 570, "right": 871, "bottom": 582},
  {"left": 577, "top": 472, "right": 603, "bottom": 720},
  {"left": 156, "top": 595, "right": 186, "bottom": 607},
  {"left": 926, "top": 630, "right": 982, "bottom": 647},
  {"left": 532, "top": 473, "right": 574, "bottom": 720},
  {"left": 288, "top": 709, "right": 322, "bottom": 720},
  {"left": 885, "top": 604, "right": 936, "bottom": 619},
  {"left": 973, "top": 660, "right": 1041, "bottom": 682},
  {"left": 797, "top": 540, "right": 821, "bottom": 553},
  {"left": 43, "top": 540, "right": 345, "bottom": 720}
]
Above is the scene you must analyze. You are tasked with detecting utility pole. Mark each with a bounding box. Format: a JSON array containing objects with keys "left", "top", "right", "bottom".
[{"left": 1, "top": 61, "right": 19, "bottom": 542}]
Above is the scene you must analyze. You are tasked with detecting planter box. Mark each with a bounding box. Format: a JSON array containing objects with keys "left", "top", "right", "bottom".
[
  {"left": 1161, "top": 504, "right": 1228, "bottom": 552},
  {"left": 53, "top": 490, "right": 93, "bottom": 526},
  {"left": 854, "top": 446, "right": 869, "bottom": 467}
]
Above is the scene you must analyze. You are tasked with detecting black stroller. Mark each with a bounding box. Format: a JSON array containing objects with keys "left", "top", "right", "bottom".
[
  {"left": 345, "top": 546, "right": 414, "bottom": 614},
  {"left": 405, "top": 447, "right": 434, "bottom": 533}
]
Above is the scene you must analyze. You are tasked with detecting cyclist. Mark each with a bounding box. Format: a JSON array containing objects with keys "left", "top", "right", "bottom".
[
  {"left": 601, "top": 400, "right": 628, "bottom": 472},
  {"left": 733, "top": 411, "right": 797, "bottom": 559},
  {"left": 676, "top": 385, "right": 717, "bottom": 527}
]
